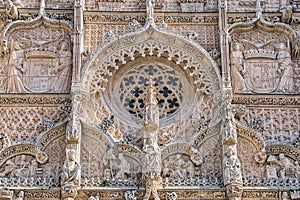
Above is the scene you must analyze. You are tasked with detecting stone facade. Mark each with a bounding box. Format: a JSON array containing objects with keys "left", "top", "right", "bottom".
[{"left": 0, "top": 0, "right": 299, "bottom": 199}]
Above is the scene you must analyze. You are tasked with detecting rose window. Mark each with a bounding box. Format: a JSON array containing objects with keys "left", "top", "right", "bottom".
[{"left": 117, "top": 63, "right": 185, "bottom": 120}]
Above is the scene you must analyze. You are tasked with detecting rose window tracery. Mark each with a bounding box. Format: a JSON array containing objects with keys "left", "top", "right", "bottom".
[{"left": 116, "top": 63, "right": 186, "bottom": 120}]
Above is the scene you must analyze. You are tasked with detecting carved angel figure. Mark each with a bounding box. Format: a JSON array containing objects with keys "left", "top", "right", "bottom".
[
  {"left": 230, "top": 43, "right": 247, "bottom": 92},
  {"left": 6, "top": 40, "right": 26, "bottom": 93},
  {"left": 61, "top": 149, "right": 80, "bottom": 184},
  {"left": 53, "top": 41, "right": 71, "bottom": 92}
]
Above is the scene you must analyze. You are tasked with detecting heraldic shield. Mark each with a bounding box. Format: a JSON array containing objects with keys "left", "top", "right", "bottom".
[
  {"left": 22, "top": 53, "right": 58, "bottom": 92},
  {"left": 244, "top": 59, "right": 280, "bottom": 93}
]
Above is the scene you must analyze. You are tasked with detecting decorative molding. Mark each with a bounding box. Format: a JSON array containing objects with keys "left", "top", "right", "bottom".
[
  {"left": 232, "top": 95, "right": 300, "bottom": 106},
  {"left": 0, "top": 94, "right": 71, "bottom": 105},
  {"left": 236, "top": 122, "right": 265, "bottom": 150},
  {"left": 266, "top": 144, "right": 300, "bottom": 161}
]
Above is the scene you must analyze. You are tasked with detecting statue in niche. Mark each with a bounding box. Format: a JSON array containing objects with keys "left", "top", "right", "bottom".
[
  {"left": 142, "top": 78, "right": 161, "bottom": 200},
  {"left": 277, "top": 43, "right": 294, "bottom": 93},
  {"left": 6, "top": 40, "right": 26, "bottom": 93},
  {"left": 222, "top": 118, "right": 237, "bottom": 145},
  {"left": 61, "top": 149, "right": 80, "bottom": 184},
  {"left": 146, "top": 0, "right": 155, "bottom": 19},
  {"left": 223, "top": 147, "right": 242, "bottom": 186},
  {"left": 143, "top": 144, "right": 161, "bottom": 174},
  {"left": 230, "top": 43, "right": 247, "bottom": 92},
  {"left": 53, "top": 41, "right": 71, "bottom": 92}
]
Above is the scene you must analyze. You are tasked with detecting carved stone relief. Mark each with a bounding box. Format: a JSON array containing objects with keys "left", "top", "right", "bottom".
[
  {"left": 1, "top": 17, "right": 72, "bottom": 93},
  {"left": 0, "top": 154, "right": 38, "bottom": 178},
  {"left": 237, "top": 136, "right": 265, "bottom": 179},
  {"left": 266, "top": 153, "right": 299, "bottom": 180},
  {"left": 227, "top": 0, "right": 281, "bottom": 12},
  {"left": 0, "top": 106, "right": 69, "bottom": 143},
  {"left": 81, "top": 134, "right": 111, "bottom": 179},
  {"left": 230, "top": 22, "right": 298, "bottom": 94},
  {"left": 239, "top": 107, "right": 299, "bottom": 144},
  {"left": 42, "top": 135, "right": 66, "bottom": 178}
]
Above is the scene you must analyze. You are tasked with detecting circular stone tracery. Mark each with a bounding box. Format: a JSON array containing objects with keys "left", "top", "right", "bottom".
[{"left": 117, "top": 63, "right": 186, "bottom": 120}]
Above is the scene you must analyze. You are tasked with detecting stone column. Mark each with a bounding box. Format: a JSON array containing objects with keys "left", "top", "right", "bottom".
[
  {"left": 72, "top": 0, "right": 84, "bottom": 84},
  {"left": 61, "top": 90, "right": 87, "bottom": 200},
  {"left": 218, "top": 0, "right": 231, "bottom": 89},
  {"left": 142, "top": 78, "right": 161, "bottom": 200},
  {"left": 221, "top": 89, "right": 243, "bottom": 200}
]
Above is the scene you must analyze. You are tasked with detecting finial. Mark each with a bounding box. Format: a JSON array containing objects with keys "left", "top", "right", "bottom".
[
  {"left": 145, "top": 77, "right": 158, "bottom": 106},
  {"left": 256, "top": 0, "right": 263, "bottom": 18},
  {"left": 146, "top": 0, "right": 155, "bottom": 20},
  {"left": 39, "top": 0, "right": 46, "bottom": 16}
]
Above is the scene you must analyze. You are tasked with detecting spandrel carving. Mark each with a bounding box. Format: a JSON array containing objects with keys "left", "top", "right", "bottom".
[
  {"left": 237, "top": 137, "right": 265, "bottom": 179},
  {"left": 42, "top": 136, "right": 66, "bottom": 178}
]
